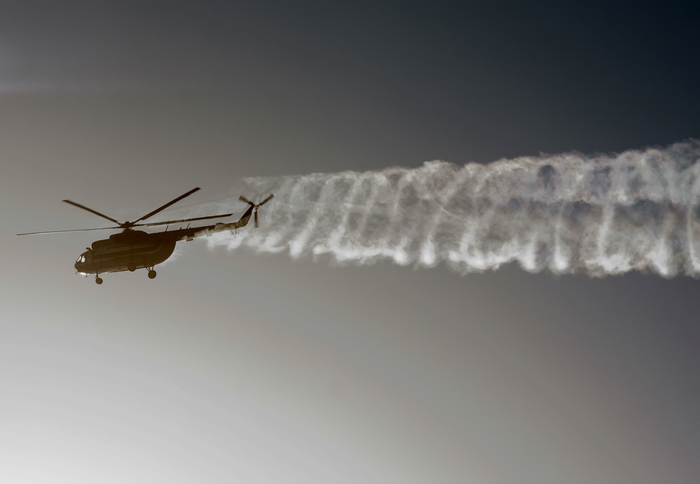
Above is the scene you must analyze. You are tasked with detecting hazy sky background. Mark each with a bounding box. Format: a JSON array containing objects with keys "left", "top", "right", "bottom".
[{"left": 2, "top": 2, "right": 700, "bottom": 483}]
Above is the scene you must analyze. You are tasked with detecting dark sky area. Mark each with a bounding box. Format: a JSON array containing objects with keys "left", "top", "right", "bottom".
[{"left": 2, "top": 2, "right": 699, "bottom": 483}]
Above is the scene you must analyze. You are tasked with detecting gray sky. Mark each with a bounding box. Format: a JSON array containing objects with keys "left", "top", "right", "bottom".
[{"left": 2, "top": 2, "right": 700, "bottom": 483}]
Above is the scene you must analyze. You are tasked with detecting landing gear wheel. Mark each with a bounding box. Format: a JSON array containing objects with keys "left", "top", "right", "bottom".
[
  {"left": 148, "top": 270, "right": 157, "bottom": 279},
  {"left": 95, "top": 276, "right": 103, "bottom": 285},
  {"left": 128, "top": 263, "right": 136, "bottom": 272}
]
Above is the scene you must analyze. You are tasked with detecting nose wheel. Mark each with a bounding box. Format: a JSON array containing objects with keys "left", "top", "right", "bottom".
[
  {"left": 95, "top": 276, "right": 103, "bottom": 285},
  {"left": 148, "top": 269, "right": 157, "bottom": 279}
]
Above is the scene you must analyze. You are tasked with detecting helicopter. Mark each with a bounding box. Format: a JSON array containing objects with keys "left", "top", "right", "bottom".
[{"left": 16, "top": 188, "right": 273, "bottom": 284}]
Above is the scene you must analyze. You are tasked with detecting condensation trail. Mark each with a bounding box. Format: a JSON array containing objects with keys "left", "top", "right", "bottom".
[{"left": 208, "top": 141, "right": 700, "bottom": 277}]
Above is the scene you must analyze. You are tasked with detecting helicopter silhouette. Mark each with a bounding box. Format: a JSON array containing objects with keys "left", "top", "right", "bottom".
[{"left": 16, "top": 188, "right": 273, "bottom": 284}]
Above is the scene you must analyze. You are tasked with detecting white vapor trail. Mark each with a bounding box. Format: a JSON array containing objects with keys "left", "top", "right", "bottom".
[{"left": 210, "top": 141, "right": 700, "bottom": 277}]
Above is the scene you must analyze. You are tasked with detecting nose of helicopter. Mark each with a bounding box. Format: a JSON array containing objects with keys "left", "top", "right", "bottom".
[{"left": 75, "top": 253, "right": 88, "bottom": 273}]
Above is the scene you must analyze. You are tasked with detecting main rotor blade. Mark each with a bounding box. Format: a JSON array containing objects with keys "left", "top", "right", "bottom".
[
  {"left": 16, "top": 226, "right": 121, "bottom": 236},
  {"left": 134, "top": 213, "right": 234, "bottom": 227},
  {"left": 132, "top": 187, "right": 201, "bottom": 224},
  {"left": 63, "top": 200, "right": 121, "bottom": 225},
  {"left": 258, "top": 194, "right": 274, "bottom": 206}
]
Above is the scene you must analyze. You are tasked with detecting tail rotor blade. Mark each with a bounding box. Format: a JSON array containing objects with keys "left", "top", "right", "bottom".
[
  {"left": 258, "top": 194, "right": 274, "bottom": 206},
  {"left": 254, "top": 209, "right": 259, "bottom": 228},
  {"left": 239, "top": 195, "right": 254, "bottom": 206}
]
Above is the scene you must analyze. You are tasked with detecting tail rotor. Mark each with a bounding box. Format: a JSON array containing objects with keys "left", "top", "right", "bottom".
[{"left": 239, "top": 194, "right": 274, "bottom": 228}]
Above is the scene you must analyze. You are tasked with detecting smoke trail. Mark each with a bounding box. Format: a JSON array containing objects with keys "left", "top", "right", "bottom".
[{"left": 209, "top": 141, "right": 700, "bottom": 277}]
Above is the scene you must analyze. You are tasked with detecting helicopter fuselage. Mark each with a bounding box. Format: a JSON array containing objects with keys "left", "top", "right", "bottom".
[{"left": 75, "top": 230, "right": 178, "bottom": 275}]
